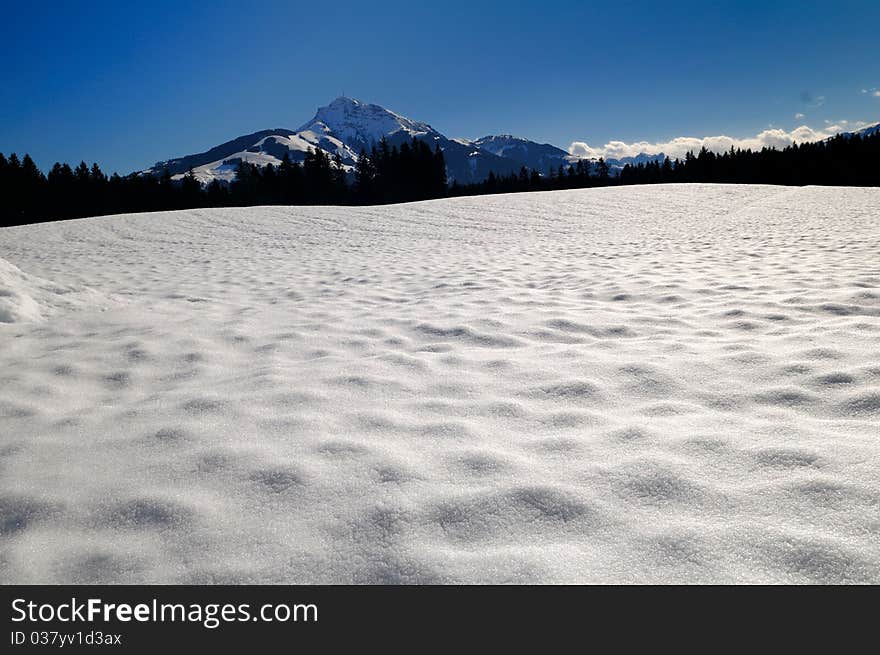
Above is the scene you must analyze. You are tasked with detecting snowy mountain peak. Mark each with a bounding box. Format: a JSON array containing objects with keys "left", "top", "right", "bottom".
[
  {"left": 328, "top": 95, "right": 359, "bottom": 107},
  {"left": 300, "top": 97, "right": 436, "bottom": 153},
  {"left": 146, "top": 97, "right": 537, "bottom": 185}
]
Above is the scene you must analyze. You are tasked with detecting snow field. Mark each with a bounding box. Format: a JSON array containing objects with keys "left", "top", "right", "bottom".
[{"left": 0, "top": 184, "right": 878, "bottom": 583}]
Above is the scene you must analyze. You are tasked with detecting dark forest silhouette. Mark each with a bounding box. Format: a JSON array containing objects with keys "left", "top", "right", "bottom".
[{"left": 1, "top": 130, "right": 878, "bottom": 227}]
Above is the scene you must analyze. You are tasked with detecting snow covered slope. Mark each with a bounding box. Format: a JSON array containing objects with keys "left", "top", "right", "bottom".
[
  {"left": 141, "top": 128, "right": 298, "bottom": 178},
  {"left": 146, "top": 97, "right": 521, "bottom": 185},
  {"left": 1, "top": 185, "right": 879, "bottom": 583},
  {"left": 848, "top": 122, "right": 880, "bottom": 138}
]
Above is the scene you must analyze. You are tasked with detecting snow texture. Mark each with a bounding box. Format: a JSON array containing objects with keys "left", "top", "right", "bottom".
[
  {"left": 0, "top": 184, "right": 879, "bottom": 584},
  {"left": 0, "top": 256, "right": 116, "bottom": 324}
]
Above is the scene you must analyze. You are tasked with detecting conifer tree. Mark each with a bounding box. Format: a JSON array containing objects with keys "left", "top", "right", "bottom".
[
  {"left": 433, "top": 144, "right": 447, "bottom": 194},
  {"left": 596, "top": 157, "right": 609, "bottom": 182},
  {"left": 355, "top": 148, "right": 376, "bottom": 202}
]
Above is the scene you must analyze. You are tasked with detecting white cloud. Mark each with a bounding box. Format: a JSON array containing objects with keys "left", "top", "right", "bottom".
[
  {"left": 568, "top": 120, "right": 873, "bottom": 161},
  {"left": 874, "top": 90, "right": 880, "bottom": 98},
  {"left": 794, "top": 112, "right": 805, "bottom": 119}
]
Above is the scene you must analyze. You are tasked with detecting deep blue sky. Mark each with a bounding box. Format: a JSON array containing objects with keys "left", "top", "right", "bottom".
[{"left": 2, "top": 0, "right": 879, "bottom": 174}]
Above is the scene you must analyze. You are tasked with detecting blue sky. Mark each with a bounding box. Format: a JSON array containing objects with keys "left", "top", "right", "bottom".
[{"left": 2, "top": 0, "right": 879, "bottom": 173}]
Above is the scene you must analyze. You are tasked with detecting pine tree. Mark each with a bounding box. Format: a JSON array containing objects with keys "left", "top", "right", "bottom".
[
  {"left": 4, "top": 154, "right": 24, "bottom": 220},
  {"left": 331, "top": 152, "right": 347, "bottom": 201},
  {"left": 596, "top": 157, "right": 610, "bottom": 182},
  {"left": 433, "top": 144, "right": 447, "bottom": 196},
  {"left": 180, "top": 168, "right": 202, "bottom": 208},
  {"left": 530, "top": 169, "right": 541, "bottom": 189},
  {"left": 355, "top": 148, "right": 375, "bottom": 202},
  {"left": 484, "top": 170, "right": 497, "bottom": 193},
  {"left": 90, "top": 162, "right": 106, "bottom": 183}
]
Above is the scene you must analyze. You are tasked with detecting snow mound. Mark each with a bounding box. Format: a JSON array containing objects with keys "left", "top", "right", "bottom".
[{"left": 0, "top": 256, "right": 114, "bottom": 323}]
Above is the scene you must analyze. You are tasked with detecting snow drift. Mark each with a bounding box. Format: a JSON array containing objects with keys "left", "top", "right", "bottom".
[
  {"left": 0, "top": 256, "right": 115, "bottom": 324},
  {"left": 0, "top": 184, "right": 878, "bottom": 583}
]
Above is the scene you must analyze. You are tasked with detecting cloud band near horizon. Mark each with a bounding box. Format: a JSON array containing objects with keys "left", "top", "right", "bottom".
[{"left": 568, "top": 120, "right": 874, "bottom": 161}]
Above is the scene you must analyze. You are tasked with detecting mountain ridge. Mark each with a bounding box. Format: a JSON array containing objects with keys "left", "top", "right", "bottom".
[
  {"left": 144, "top": 98, "right": 877, "bottom": 186},
  {"left": 146, "top": 97, "right": 523, "bottom": 185}
]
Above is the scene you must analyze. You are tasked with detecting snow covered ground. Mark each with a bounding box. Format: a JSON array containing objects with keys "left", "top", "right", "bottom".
[{"left": 1, "top": 184, "right": 878, "bottom": 584}]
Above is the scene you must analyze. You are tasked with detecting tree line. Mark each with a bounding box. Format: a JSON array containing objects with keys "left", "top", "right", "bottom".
[
  {"left": 617, "top": 131, "right": 880, "bottom": 186},
  {"left": 0, "top": 155, "right": 210, "bottom": 225},
  {"left": 453, "top": 130, "right": 880, "bottom": 195},
  {"left": 450, "top": 157, "right": 612, "bottom": 196},
  {"left": 230, "top": 136, "right": 449, "bottom": 205},
  {"left": 1, "top": 129, "right": 878, "bottom": 227},
  {"left": 0, "top": 137, "right": 448, "bottom": 226}
]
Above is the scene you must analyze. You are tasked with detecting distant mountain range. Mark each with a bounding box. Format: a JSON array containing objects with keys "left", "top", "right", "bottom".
[
  {"left": 144, "top": 98, "right": 514, "bottom": 185},
  {"left": 143, "top": 97, "right": 672, "bottom": 185},
  {"left": 471, "top": 134, "right": 576, "bottom": 174},
  {"left": 146, "top": 97, "right": 878, "bottom": 186}
]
